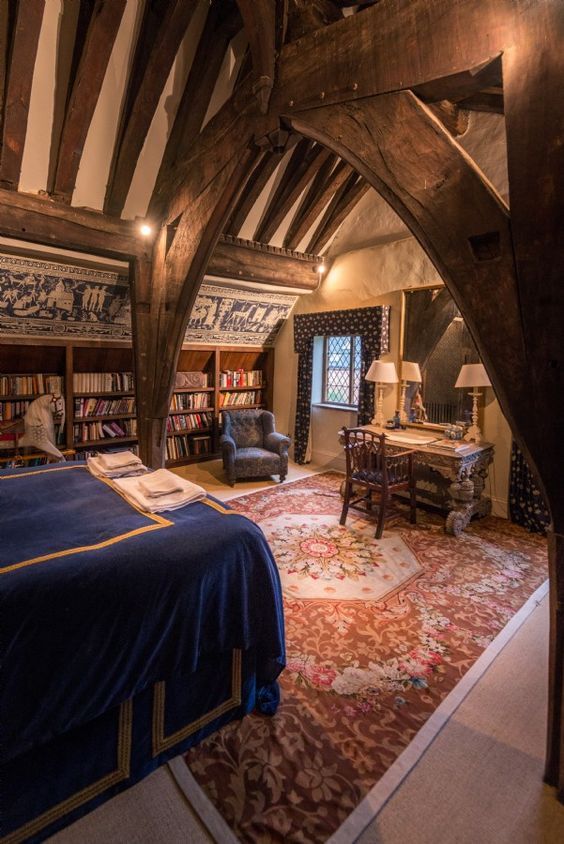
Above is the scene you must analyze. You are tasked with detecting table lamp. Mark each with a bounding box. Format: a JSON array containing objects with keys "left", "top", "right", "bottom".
[
  {"left": 454, "top": 363, "right": 491, "bottom": 442},
  {"left": 366, "top": 360, "right": 398, "bottom": 427},
  {"left": 400, "top": 361, "right": 422, "bottom": 424}
]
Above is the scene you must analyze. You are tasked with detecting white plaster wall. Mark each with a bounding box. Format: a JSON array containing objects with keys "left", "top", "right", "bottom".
[{"left": 19, "top": 0, "right": 62, "bottom": 194}]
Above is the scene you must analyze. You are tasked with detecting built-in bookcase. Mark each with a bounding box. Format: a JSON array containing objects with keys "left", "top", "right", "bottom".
[{"left": 0, "top": 339, "right": 274, "bottom": 468}]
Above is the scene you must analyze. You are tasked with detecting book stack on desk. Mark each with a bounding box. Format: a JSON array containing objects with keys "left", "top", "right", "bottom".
[{"left": 431, "top": 439, "right": 476, "bottom": 454}]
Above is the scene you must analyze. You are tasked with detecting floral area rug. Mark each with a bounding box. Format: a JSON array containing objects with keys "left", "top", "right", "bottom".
[{"left": 186, "top": 472, "right": 547, "bottom": 843}]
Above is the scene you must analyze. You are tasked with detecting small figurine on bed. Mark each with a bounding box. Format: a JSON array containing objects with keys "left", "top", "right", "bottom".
[{"left": 18, "top": 393, "right": 66, "bottom": 461}]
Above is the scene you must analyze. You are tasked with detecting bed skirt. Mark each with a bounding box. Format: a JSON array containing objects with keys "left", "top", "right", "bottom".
[{"left": 2, "top": 648, "right": 267, "bottom": 844}]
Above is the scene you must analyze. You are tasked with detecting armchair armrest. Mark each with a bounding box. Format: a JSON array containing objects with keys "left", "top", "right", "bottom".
[
  {"left": 265, "top": 431, "right": 291, "bottom": 456},
  {"left": 220, "top": 433, "right": 236, "bottom": 455}
]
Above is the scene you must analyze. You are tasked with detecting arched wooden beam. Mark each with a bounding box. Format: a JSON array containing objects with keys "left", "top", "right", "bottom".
[
  {"left": 286, "top": 94, "right": 528, "bottom": 435},
  {"left": 51, "top": 0, "right": 126, "bottom": 203},
  {"left": 502, "top": 0, "right": 564, "bottom": 790},
  {"left": 132, "top": 88, "right": 263, "bottom": 467}
]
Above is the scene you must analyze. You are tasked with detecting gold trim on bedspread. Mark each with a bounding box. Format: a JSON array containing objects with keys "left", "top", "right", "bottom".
[
  {"left": 0, "top": 700, "right": 133, "bottom": 844},
  {"left": 152, "top": 649, "right": 243, "bottom": 756},
  {"left": 0, "top": 464, "right": 173, "bottom": 574}
]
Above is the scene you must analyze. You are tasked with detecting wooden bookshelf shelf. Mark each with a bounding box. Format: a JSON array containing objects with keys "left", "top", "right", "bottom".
[
  {"left": 173, "top": 386, "right": 215, "bottom": 393},
  {"left": 75, "top": 436, "right": 138, "bottom": 449},
  {"left": 74, "top": 413, "right": 137, "bottom": 422},
  {"left": 74, "top": 391, "right": 135, "bottom": 398},
  {"left": 168, "top": 408, "right": 213, "bottom": 416},
  {"left": 167, "top": 426, "right": 213, "bottom": 438},
  {"left": 218, "top": 385, "right": 265, "bottom": 392},
  {"left": 220, "top": 402, "right": 265, "bottom": 411}
]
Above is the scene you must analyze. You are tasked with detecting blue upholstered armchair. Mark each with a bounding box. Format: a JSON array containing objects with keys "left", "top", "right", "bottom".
[{"left": 221, "top": 409, "right": 291, "bottom": 486}]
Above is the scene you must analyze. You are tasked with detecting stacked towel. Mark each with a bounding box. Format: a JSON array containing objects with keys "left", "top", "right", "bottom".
[
  {"left": 87, "top": 450, "right": 147, "bottom": 479},
  {"left": 138, "top": 469, "right": 183, "bottom": 498},
  {"left": 113, "top": 470, "right": 206, "bottom": 513}
]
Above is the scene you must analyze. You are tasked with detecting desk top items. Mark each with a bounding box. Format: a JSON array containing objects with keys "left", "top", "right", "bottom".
[
  {"left": 365, "top": 360, "right": 398, "bottom": 427},
  {"left": 454, "top": 363, "right": 491, "bottom": 442}
]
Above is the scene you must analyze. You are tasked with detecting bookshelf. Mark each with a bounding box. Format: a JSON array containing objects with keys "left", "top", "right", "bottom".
[
  {"left": 0, "top": 342, "right": 67, "bottom": 465},
  {"left": 0, "top": 339, "right": 274, "bottom": 469}
]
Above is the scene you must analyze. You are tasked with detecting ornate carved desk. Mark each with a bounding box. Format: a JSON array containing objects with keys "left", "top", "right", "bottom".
[{"left": 339, "top": 425, "right": 494, "bottom": 537}]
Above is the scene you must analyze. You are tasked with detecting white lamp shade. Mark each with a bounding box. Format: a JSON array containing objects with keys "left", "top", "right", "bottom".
[
  {"left": 366, "top": 360, "right": 398, "bottom": 383},
  {"left": 401, "top": 361, "right": 422, "bottom": 382},
  {"left": 455, "top": 363, "right": 491, "bottom": 388}
]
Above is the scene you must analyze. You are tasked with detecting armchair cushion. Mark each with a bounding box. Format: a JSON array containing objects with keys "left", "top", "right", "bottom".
[{"left": 228, "top": 410, "right": 264, "bottom": 449}]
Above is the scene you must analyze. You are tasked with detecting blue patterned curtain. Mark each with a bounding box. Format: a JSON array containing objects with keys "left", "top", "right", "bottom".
[
  {"left": 509, "top": 441, "right": 550, "bottom": 534},
  {"left": 293, "top": 306, "right": 391, "bottom": 464}
]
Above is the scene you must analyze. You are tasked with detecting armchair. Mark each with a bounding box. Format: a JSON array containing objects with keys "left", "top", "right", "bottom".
[{"left": 221, "top": 410, "right": 291, "bottom": 486}]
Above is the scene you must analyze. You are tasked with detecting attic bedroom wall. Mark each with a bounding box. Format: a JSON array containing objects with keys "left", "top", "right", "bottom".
[{"left": 273, "top": 112, "right": 512, "bottom": 517}]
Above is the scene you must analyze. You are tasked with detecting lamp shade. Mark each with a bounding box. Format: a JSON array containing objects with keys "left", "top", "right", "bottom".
[
  {"left": 455, "top": 363, "right": 491, "bottom": 388},
  {"left": 366, "top": 360, "right": 398, "bottom": 383},
  {"left": 401, "top": 361, "right": 422, "bottom": 382}
]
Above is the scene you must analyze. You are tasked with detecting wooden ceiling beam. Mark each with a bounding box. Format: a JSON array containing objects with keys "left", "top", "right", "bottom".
[
  {"left": 283, "top": 157, "right": 354, "bottom": 250},
  {"left": 209, "top": 235, "right": 319, "bottom": 289},
  {"left": 148, "top": 5, "right": 240, "bottom": 223},
  {"left": 225, "top": 149, "right": 286, "bottom": 236},
  {"left": 254, "top": 140, "right": 332, "bottom": 243},
  {"left": 103, "top": 0, "right": 199, "bottom": 217},
  {"left": 273, "top": 0, "right": 512, "bottom": 113},
  {"left": 0, "top": 189, "right": 144, "bottom": 259},
  {"left": 457, "top": 91, "right": 504, "bottom": 114},
  {"left": 412, "top": 57, "right": 503, "bottom": 105},
  {"left": 235, "top": 0, "right": 276, "bottom": 113},
  {"left": 51, "top": 0, "right": 126, "bottom": 204},
  {"left": 306, "top": 172, "right": 369, "bottom": 254},
  {"left": 0, "top": 0, "right": 45, "bottom": 191}
]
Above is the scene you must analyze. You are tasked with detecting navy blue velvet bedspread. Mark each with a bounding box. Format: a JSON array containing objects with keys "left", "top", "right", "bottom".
[{"left": 0, "top": 463, "right": 285, "bottom": 764}]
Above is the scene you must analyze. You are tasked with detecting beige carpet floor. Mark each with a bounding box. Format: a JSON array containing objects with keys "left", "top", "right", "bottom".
[{"left": 48, "top": 463, "right": 564, "bottom": 843}]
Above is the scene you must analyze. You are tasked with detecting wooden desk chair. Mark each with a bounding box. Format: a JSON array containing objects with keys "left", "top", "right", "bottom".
[{"left": 340, "top": 427, "right": 417, "bottom": 538}]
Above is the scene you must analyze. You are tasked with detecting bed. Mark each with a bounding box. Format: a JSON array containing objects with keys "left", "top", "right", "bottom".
[{"left": 0, "top": 462, "right": 285, "bottom": 843}]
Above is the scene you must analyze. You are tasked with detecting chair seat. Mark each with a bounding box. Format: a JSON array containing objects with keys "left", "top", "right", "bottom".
[{"left": 234, "top": 447, "right": 281, "bottom": 476}]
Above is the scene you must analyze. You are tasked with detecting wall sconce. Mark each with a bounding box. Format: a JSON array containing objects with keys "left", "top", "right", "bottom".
[
  {"left": 454, "top": 363, "right": 491, "bottom": 442},
  {"left": 366, "top": 360, "right": 398, "bottom": 427},
  {"left": 399, "top": 361, "right": 422, "bottom": 425},
  {"left": 138, "top": 222, "right": 153, "bottom": 238}
]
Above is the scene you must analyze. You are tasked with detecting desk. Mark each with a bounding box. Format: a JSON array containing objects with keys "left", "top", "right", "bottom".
[{"left": 340, "top": 425, "right": 494, "bottom": 537}]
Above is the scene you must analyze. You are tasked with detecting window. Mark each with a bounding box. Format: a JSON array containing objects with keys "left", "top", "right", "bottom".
[{"left": 322, "top": 335, "right": 362, "bottom": 407}]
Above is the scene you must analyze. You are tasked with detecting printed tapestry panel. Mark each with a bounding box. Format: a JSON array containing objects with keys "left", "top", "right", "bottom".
[
  {"left": 0, "top": 254, "right": 130, "bottom": 340},
  {"left": 184, "top": 284, "right": 298, "bottom": 346},
  {"left": 0, "top": 255, "right": 297, "bottom": 346}
]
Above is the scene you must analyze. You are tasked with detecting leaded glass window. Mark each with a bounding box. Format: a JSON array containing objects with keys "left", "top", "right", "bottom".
[{"left": 322, "top": 335, "right": 362, "bottom": 407}]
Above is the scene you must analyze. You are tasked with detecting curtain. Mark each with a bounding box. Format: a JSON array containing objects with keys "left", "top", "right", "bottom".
[
  {"left": 293, "top": 306, "right": 391, "bottom": 464},
  {"left": 509, "top": 441, "right": 550, "bottom": 534}
]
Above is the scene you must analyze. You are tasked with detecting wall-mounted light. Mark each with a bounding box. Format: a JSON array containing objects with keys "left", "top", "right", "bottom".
[
  {"left": 315, "top": 259, "right": 327, "bottom": 275},
  {"left": 139, "top": 222, "right": 153, "bottom": 237}
]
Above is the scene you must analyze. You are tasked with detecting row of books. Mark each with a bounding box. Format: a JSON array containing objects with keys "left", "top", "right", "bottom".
[
  {"left": 219, "top": 390, "right": 262, "bottom": 408},
  {"left": 166, "top": 433, "right": 211, "bottom": 461},
  {"left": 0, "top": 400, "right": 31, "bottom": 421},
  {"left": 73, "top": 372, "right": 134, "bottom": 393},
  {"left": 170, "top": 392, "right": 210, "bottom": 411},
  {"left": 219, "top": 369, "right": 263, "bottom": 388},
  {"left": 0, "top": 374, "right": 63, "bottom": 396},
  {"left": 166, "top": 412, "right": 213, "bottom": 433},
  {"left": 73, "top": 419, "right": 137, "bottom": 443},
  {"left": 74, "top": 397, "right": 136, "bottom": 417}
]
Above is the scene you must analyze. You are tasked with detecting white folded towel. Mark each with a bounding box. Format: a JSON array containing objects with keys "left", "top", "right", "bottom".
[
  {"left": 113, "top": 474, "right": 206, "bottom": 513},
  {"left": 87, "top": 455, "right": 148, "bottom": 479},
  {"left": 98, "top": 450, "right": 143, "bottom": 470},
  {"left": 138, "top": 469, "right": 183, "bottom": 498}
]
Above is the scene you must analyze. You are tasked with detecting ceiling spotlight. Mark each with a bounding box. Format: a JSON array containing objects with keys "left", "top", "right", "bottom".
[{"left": 139, "top": 223, "right": 153, "bottom": 237}]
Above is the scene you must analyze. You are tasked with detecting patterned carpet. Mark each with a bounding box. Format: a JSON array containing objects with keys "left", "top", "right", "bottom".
[{"left": 186, "top": 472, "right": 548, "bottom": 843}]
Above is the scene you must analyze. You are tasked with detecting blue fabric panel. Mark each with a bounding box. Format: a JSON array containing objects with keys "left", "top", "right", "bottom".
[
  {"left": 0, "top": 463, "right": 285, "bottom": 765},
  {"left": 2, "top": 650, "right": 262, "bottom": 843}
]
